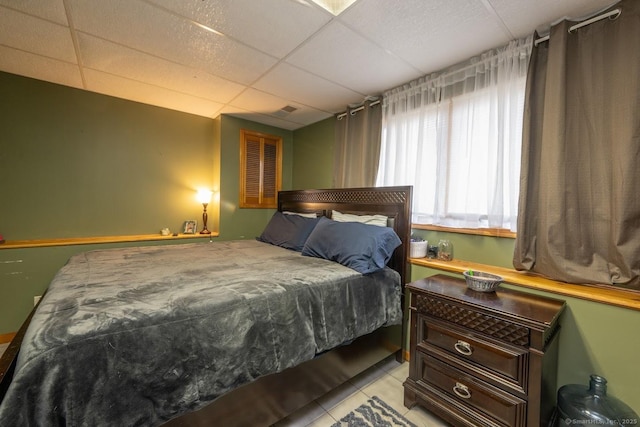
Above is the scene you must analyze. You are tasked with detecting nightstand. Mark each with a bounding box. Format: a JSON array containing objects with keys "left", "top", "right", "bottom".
[{"left": 404, "top": 274, "right": 565, "bottom": 427}]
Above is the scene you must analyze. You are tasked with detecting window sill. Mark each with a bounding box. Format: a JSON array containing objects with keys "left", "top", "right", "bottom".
[
  {"left": 0, "top": 232, "right": 218, "bottom": 250},
  {"left": 412, "top": 223, "right": 516, "bottom": 239},
  {"left": 410, "top": 257, "right": 640, "bottom": 311}
]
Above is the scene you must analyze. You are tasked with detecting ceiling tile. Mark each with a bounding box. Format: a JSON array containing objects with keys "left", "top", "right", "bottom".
[
  {"left": 254, "top": 62, "right": 364, "bottom": 113},
  {"left": 340, "top": 0, "right": 511, "bottom": 75},
  {"left": 77, "top": 34, "right": 246, "bottom": 103},
  {"left": 0, "top": 45, "right": 83, "bottom": 89},
  {"left": 0, "top": 6, "right": 76, "bottom": 63},
  {"left": 230, "top": 88, "right": 298, "bottom": 114},
  {"left": 68, "top": 0, "right": 277, "bottom": 85},
  {"left": 0, "top": 0, "right": 68, "bottom": 25},
  {"left": 489, "top": 0, "right": 619, "bottom": 37},
  {"left": 219, "top": 105, "right": 301, "bottom": 130},
  {"left": 230, "top": 88, "right": 332, "bottom": 124},
  {"left": 286, "top": 20, "right": 421, "bottom": 95},
  {"left": 146, "top": 0, "right": 332, "bottom": 58},
  {"left": 284, "top": 108, "right": 333, "bottom": 126},
  {"left": 83, "top": 69, "right": 224, "bottom": 118}
]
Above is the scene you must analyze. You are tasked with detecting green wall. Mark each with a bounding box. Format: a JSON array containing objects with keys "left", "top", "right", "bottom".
[
  {"left": 0, "top": 72, "right": 294, "bottom": 333},
  {"left": 409, "top": 230, "right": 640, "bottom": 413},
  {"left": 0, "top": 72, "right": 217, "bottom": 240},
  {"left": 0, "top": 72, "right": 223, "bottom": 333},
  {"left": 292, "top": 116, "right": 335, "bottom": 190},
  {"left": 217, "top": 115, "right": 294, "bottom": 240}
]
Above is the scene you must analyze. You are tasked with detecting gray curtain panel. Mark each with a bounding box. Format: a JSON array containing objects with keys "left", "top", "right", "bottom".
[
  {"left": 333, "top": 99, "right": 382, "bottom": 188},
  {"left": 513, "top": 0, "right": 640, "bottom": 290}
]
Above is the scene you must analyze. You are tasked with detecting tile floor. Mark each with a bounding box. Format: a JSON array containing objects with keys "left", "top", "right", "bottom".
[
  {"left": 0, "top": 344, "right": 448, "bottom": 427},
  {"left": 272, "top": 356, "right": 449, "bottom": 427}
]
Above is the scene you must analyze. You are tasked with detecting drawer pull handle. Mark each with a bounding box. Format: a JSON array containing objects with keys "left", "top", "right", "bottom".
[
  {"left": 453, "top": 382, "right": 471, "bottom": 399},
  {"left": 454, "top": 340, "right": 473, "bottom": 355}
]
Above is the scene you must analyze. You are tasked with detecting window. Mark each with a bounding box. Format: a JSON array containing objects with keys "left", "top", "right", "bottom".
[
  {"left": 376, "top": 37, "right": 531, "bottom": 232},
  {"left": 240, "top": 129, "right": 282, "bottom": 208}
]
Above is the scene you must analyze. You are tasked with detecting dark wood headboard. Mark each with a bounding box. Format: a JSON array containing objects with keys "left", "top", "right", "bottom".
[{"left": 278, "top": 186, "right": 413, "bottom": 285}]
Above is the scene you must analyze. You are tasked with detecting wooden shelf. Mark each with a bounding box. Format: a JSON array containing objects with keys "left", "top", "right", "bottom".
[
  {"left": 0, "top": 232, "right": 218, "bottom": 250},
  {"left": 410, "top": 257, "right": 640, "bottom": 311}
]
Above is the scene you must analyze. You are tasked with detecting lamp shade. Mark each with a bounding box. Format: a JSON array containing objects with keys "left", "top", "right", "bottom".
[{"left": 196, "top": 189, "right": 213, "bottom": 204}]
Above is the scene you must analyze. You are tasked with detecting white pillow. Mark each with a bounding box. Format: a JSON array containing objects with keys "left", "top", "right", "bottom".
[
  {"left": 283, "top": 211, "right": 318, "bottom": 218},
  {"left": 331, "top": 210, "right": 388, "bottom": 227}
]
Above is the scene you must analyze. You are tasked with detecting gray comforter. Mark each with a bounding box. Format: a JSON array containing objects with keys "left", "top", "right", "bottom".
[{"left": 0, "top": 240, "right": 401, "bottom": 426}]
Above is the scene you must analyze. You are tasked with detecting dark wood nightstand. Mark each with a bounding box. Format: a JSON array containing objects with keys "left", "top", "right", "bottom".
[{"left": 404, "top": 274, "right": 565, "bottom": 427}]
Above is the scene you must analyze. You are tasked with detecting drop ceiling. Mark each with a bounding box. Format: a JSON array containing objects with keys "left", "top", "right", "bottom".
[{"left": 0, "top": 0, "right": 617, "bottom": 130}]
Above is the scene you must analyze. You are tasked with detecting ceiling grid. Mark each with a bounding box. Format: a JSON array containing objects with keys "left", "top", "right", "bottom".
[{"left": 0, "top": 0, "right": 618, "bottom": 130}]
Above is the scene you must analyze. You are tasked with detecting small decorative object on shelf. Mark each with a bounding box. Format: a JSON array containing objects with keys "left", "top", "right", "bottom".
[
  {"left": 160, "top": 228, "right": 171, "bottom": 236},
  {"left": 463, "top": 270, "right": 503, "bottom": 292},
  {"left": 0, "top": 233, "right": 4, "bottom": 244},
  {"left": 556, "top": 375, "right": 639, "bottom": 426},
  {"left": 410, "top": 237, "right": 428, "bottom": 258},
  {"left": 437, "top": 239, "right": 453, "bottom": 260},
  {"left": 183, "top": 220, "right": 197, "bottom": 234},
  {"left": 427, "top": 244, "right": 438, "bottom": 258}
]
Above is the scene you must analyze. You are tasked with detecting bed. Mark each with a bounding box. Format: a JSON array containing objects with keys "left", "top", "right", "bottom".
[{"left": 0, "top": 186, "right": 412, "bottom": 426}]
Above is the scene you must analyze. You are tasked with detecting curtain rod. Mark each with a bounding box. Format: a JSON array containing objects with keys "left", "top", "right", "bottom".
[
  {"left": 336, "top": 99, "right": 381, "bottom": 120},
  {"left": 534, "top": 8, "right": 621, "bottom": 46}
]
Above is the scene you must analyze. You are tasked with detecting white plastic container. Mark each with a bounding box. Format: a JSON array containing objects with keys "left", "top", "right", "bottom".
[{"left": 410, "top": 240, "right": 428, "bottom": 258}]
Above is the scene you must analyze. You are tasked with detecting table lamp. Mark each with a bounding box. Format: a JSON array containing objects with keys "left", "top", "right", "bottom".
[{"left": 196, "top": 189, "right": 213, "bottom": 234}]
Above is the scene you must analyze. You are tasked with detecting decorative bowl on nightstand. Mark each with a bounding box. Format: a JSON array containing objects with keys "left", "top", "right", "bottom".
[{"left": 463, "top": 270, "right": 503, "bottom": 292}]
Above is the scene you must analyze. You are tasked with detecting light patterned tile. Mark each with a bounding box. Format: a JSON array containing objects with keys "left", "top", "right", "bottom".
[
  {"left": 326, "top": 391, "right": 370, "bottom": 422},
  {"left": 360, "top": 374, "right": 407, "bottom": 415},
  {"left": 388, "top": 361, "right": 410, "bottom": 383}
]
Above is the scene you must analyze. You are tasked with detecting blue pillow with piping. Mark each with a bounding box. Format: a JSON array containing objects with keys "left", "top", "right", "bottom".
[
  {"left": 301, "top": 217, "right": 401, "bottom": 274},
  {"left": 257, "top": 211, "right": 320, "bottom": 251}
]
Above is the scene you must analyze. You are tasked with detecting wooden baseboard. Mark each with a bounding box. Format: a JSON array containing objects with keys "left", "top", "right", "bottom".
[{"left": 0, "top": 333, "right": 16, "bottom": 344}]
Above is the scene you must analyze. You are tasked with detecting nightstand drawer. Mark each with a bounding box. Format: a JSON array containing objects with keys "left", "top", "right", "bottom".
[
  {"left": 412, "top": 293, "right": 531, "bottom": 347},
  {"left": 417, "top": 315, "right": 528, "bottom": 393},
  {"left": 416, "top": 351, "right": 527, "bottom": 427}
]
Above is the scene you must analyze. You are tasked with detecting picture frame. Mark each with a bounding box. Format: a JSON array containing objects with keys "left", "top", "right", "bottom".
[{"left": 183, "top": 220, "right": 197, "bottom": 234}]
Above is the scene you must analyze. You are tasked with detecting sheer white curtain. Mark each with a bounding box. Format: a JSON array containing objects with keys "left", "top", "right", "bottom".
[{"left": 376, "top": 36, "right": 532, "bottom": 231}]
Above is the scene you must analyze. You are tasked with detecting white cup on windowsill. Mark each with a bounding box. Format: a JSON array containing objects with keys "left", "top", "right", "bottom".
[{"left": 410, "top": 240, "right": 428, "bottom": 258}]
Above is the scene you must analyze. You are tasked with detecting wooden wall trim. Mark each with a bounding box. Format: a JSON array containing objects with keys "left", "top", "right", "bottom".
[
  {"left": 0, "top": 333, "right": 15, "bottom": 345},
  {"left": 411, "top": 258, "right": 640, "bottom": 311},
  {"left": 0, "top": 232, "right": 217, "bottom": 250}
]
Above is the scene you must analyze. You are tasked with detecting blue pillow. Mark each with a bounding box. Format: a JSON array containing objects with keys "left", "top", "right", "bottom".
[
  {"left": 301, "top": 217, "right": 401, "bottom": 274},
  {"left": 257, "top": 211, "right": 320, "bottom": 251}
]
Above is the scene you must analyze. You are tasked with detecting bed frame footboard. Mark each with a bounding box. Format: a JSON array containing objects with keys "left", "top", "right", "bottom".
[{"left": 164, "top": 326, "right": 401, "bottom": 426}]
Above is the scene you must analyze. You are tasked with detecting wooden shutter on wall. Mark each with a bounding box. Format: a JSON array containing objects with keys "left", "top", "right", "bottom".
[{"left": 240, "top": 129, "right": 282, "bottom": 208}]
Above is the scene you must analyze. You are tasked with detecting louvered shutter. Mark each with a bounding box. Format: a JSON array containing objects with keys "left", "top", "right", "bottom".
[{"left": 240, "top": 130, "right": 282, "bottom": 208}]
